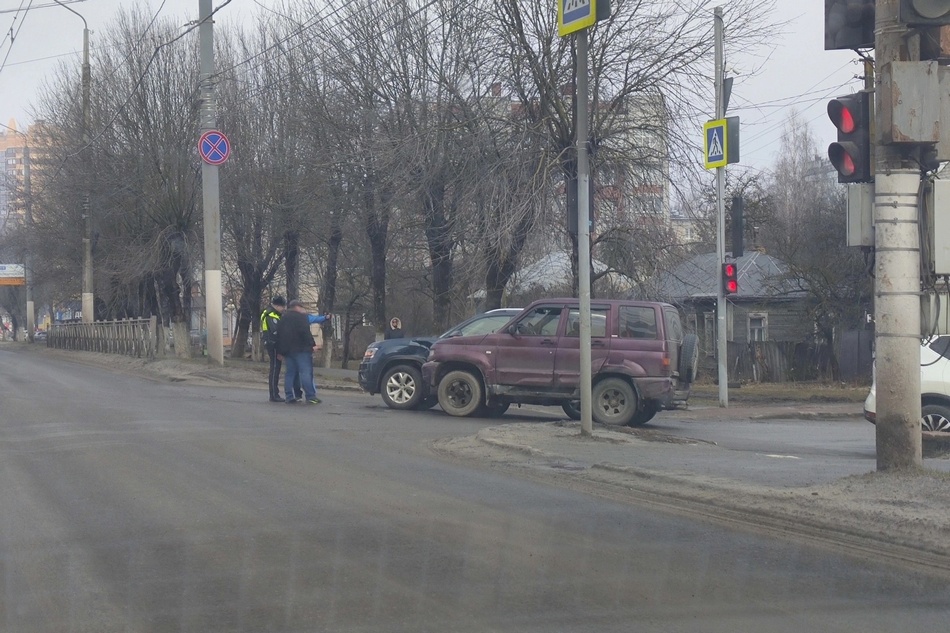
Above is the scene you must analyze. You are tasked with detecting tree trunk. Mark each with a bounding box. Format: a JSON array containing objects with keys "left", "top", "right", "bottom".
[
  {"left": 424, "top": 182, "right": 454, "bottom": 332},
  {"left": 319, "top": 213, "right": 343, "bottom": 368},
  {"left": 284, "top": 229, "right": 299, "bottom": 301}
]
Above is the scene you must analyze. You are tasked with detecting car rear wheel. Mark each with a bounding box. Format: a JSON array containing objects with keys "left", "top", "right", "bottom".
[
  {"left": 592, "top": 378, "right": 639, "bottom": 426},
  {"left": 380, "top": 364, "right": 424, "bottom": 410},
  {"left": 562, "top": 400, "right": 581, "bottom": 420},
  {"left": 480, "top": 401, "right": 510, "bottom": 418},
  {"left": 438, "top": 370, "right": 483, "bottom": 417},
  {"left": 922, "top": 404, "right": 950, "bottom": 432},
  {"left": 629, "top": 401, "right": 659, "bottom": 427}
]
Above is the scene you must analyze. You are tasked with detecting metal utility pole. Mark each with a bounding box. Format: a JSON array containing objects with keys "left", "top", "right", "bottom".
[
  {"left": 54, "top": 1, "right": 93, "bottom": 323},
  {"left": 199, "top": 0, "right": 224, "bottom": 365},
  {"left": 577, "top": 28, "right": 593, "bottom": 437},
  {"left": 873, "top": 0, "right": 921, "bottom": 469},
  {"left": 714, "top": 7, "right": 728, "bottom": 407}
]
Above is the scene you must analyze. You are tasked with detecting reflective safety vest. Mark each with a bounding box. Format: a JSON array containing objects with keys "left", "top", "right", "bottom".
[{"left": 260, "top": 309, "right": 281, "bottom": 347}]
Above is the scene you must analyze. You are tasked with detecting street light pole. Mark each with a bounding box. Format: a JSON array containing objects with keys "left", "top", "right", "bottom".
[
  {"left": 23, "top": 145, "right": 33, "bottom": 340},
  {"left": 54, "top": 0, "right": 93, "bottom": 323},
  {"left": 81, "top": 22, "right": 92, "bottom": 323}
]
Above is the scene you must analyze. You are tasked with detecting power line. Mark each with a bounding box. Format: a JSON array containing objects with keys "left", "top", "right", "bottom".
[
  {"left": 233, "top": 0, "right": 441, "bottom": 103},
  {"left": 0, "top": 1, "right": 35, "bottom": 77},
  {"left": 65, "top": 0, "right": 235, "bottom": 157}
]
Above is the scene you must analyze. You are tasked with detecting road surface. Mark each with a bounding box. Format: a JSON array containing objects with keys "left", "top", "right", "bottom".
[{"left": 1, "top": 345, "right": 948, "bottom": 632}]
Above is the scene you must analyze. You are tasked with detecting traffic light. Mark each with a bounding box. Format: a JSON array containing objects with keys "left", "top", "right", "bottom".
[
  {"left": 899, "top": 0, "right": 950, "bottom": 26},
  {"left": 827, "top": 92, "right": 873, "bottom": 184},
  {"left": 825, "top": 0, "right": 875, "bottom": 50},
  {"left": 721, "top": 262, "right": 738, "bottom": 295}
]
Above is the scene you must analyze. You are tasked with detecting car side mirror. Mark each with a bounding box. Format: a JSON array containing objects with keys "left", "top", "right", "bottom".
[{"left": 508, "top": 324, "right": 523, "bottom": 336}]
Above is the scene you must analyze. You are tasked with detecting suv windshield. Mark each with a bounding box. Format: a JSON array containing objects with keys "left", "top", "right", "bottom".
[{"left": 440, "top": 313, "right": 515, "bottom": 339}]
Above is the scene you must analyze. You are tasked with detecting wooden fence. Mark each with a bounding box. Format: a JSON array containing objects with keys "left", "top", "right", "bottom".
[
  {"left": 720, "top": 333, "right": 872, "bottom": 384},
  {"left": 48, "top": 317, "right": 158, "bottom": 359}
]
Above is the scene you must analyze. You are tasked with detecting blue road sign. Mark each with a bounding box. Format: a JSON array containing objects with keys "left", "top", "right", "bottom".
[
  {"left": 703, "top": 119, "right": 727, "bottom": 169},
  {"left": 199, "top": 130, "right": 231, "bottom": 165}
]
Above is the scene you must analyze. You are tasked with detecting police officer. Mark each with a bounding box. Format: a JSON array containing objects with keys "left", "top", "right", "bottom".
[{"left": 261, "top": 296, "right": 302, "bottom": 402}]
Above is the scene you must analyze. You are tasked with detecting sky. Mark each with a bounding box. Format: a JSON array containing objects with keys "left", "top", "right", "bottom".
[{"left": 0, "top": 0, "right": 861, "bottom": 173}]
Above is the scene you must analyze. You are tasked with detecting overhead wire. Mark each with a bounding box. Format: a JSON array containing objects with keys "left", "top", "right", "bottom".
[
  {"left": 219, "top": 0, "right": 441, "bottom": 102},
  {"left": 0, "top": 0, "right": 35, "bottom": 77},
  {"left": 64, "top": 0, "right": 234, "bottom": 157}
]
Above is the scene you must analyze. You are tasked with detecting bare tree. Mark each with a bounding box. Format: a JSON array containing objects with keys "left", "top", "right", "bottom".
[{"left": 766, "top": 114, "right": 872, "bottom": 379}]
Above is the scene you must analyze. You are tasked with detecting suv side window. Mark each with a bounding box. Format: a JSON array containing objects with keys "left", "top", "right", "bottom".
[
  {"left": 664, "top": 308, "right": 683, "bottom": 343},
  {"left": 565, "top": 308, "right": 609, "bottom": 338},
  {"left": 618, "top": 306, "right": 657, "bottom": 340},
  {"left": 514, "top": 306, "right": 563, "bottom": 337}
]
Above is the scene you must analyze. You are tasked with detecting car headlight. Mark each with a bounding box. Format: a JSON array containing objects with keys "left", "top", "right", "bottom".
[
  {"left": 363, "top": 346, "right": 378, "bottom": 361},
  {"left": 427, "top": 349, "right": 436, "bottom": 361}
]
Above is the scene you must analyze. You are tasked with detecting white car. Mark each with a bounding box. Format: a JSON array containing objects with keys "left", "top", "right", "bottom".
[{"left": 864, "top": 335, "right": 950, "bottom": 432}]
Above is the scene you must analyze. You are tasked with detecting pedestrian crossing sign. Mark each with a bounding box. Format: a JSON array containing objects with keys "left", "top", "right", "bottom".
[
  {"left": 704, "top": 119, "right": 727, "bottom": 169},
  {"left": 703, "top": 117, "right": 740, "bottom": 169}
]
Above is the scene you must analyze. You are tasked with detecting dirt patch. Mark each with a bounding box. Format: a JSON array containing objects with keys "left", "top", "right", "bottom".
[{"left": 689, "top": 381, "right": 870, "bottom": 406}]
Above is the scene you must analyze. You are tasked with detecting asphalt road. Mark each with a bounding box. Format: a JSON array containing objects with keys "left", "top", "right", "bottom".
[{"left": 2, "top": 346, "right": 949, "bottom": 632}]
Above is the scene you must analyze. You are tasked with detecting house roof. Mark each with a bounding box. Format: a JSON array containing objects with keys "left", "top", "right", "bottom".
[
  {"left": 511, "top": 251, "right": 608, "bottom": 292},
  {"left": 654, "top": 251, "right": 808, "bottom": 301}
]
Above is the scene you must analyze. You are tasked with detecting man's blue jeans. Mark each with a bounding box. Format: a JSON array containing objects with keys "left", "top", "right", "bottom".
[{"left": 284, "top": 351, "right": 316, "bottom": 401}]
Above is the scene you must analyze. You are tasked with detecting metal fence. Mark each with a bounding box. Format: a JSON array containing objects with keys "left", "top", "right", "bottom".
[{"left": 48, "top": 317, "right": 158, "bottom": 359}]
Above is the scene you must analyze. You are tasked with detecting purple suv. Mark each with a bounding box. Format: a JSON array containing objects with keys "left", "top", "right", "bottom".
[{"left": 422, "top": 299, "right": 698, "bottom": 426}]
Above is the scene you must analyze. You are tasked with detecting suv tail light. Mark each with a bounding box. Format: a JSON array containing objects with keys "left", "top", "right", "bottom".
[{"left": 662, "top": 354, "right": 671, "bottom": 374}]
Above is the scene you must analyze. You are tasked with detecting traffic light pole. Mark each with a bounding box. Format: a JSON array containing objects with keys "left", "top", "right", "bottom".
[
  {"left": 873, "top": 0, "right": 922, "bottom": 469},
  {"left": 714, "top": 7, "right": 729, "bottom": 407}
]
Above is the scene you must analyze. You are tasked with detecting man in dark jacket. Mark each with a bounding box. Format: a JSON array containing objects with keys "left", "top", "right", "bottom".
[{"left": 276, "top": 300, "right": 322, "bottom": 404}]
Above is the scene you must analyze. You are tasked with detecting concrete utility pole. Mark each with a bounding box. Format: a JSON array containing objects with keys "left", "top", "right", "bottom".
[
  {"left": 199, "top": 0, "right": 224, "bottom": 365},
  {"left": 577, "top": 28, "right": 593, "bottom": 437},
  {"left": 54, "top": 0, "right": 93, "bottom": 323},
  {"left": 873, "top": 0, "right": 922, "bottom": 469},
  {"left": 23, "top": 145, "right": 33, "bottom": 340},
  {"left": 714, "top": 7, "right": 729, "bottom": 407}
]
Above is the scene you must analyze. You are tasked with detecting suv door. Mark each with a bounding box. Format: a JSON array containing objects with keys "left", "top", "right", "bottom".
[
  {"left": 491, "top": 305, "right": 564, "bottom": 387},
  {"left": 610, "top": 304, "right": 664, "bottom": 374},
  {"left": 553, "top": 306, "right": 611, "bottom": 390}
]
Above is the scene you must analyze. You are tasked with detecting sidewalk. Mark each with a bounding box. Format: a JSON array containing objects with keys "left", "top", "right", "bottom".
[{"left": 435, "top": 419, "right": 950, "bottom": 562}]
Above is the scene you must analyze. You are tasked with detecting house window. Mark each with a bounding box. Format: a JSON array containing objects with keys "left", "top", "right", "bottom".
[
  {"left": 748, "top": 313, "right": 768, "bottom": 342},
  {"left": 703, "top": 312, "right": 715, "bottom": 356}
]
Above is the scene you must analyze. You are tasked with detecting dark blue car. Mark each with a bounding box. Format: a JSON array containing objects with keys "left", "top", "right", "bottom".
[{"left": 358, "top": 308, "right": 520, "bottom": 410}]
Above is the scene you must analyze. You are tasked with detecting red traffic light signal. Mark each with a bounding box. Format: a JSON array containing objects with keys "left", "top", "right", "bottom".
[
  {"left": 722, "top": 262, "right": 738, "bottom": 295},
  {"left": 828, "top": 92, "right": 872, "bottom": 183}
]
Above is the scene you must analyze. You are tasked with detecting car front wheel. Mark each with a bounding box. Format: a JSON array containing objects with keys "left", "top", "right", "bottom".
[
  {"left": 592, "top": 378, "right": 639, "bottom": 426},
  {"left": 437, "top": 370, "right": 483, "bottom": 417},
  {"left": 380, "top": 364, "right": 424, "bottom": 410},
  {"left": 922, "top": 404, "right": 950, "bottom": 432}
]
